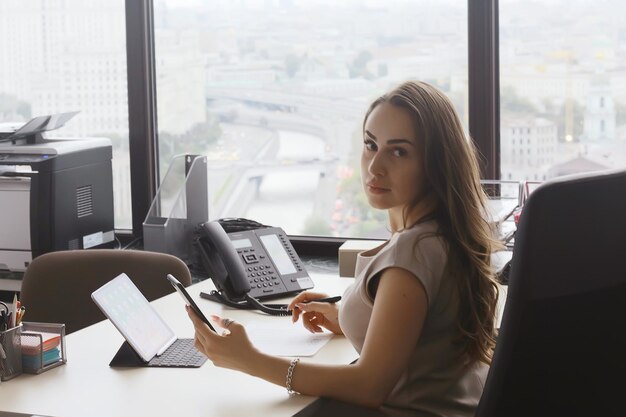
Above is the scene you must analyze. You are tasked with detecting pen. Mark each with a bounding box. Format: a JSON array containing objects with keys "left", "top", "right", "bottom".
[
  {"left": 302, "top": 296, "right": 342, "bottom": 304},
  {"left": 16, "top": 306, "right": 25, "bottom": 326}
]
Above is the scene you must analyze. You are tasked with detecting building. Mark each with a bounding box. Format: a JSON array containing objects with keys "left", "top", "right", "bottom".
[
  {"left": 501, "top": 117, "right": 558, "bottom": 181},
  {"left": 581, "top": 74, "right": 616, "bottom": 142}
]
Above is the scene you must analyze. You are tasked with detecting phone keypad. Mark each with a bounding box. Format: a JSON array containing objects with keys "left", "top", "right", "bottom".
[
  {"left": 241, "top": 259, "right": 282, "bottom": 291},
  {"left": 232, "top": 228, "right": 314, "bottom": 299}
]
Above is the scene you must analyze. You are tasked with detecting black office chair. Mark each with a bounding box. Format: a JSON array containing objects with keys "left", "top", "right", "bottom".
[
  {"left": 476, "top": 169, "right": 626, "bottom": 417},
  {"left": 20, "top": 249, "right": 192, "bottom": 334}
]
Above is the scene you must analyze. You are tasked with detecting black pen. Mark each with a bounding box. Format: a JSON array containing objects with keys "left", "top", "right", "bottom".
[{"left": 302, "top": 296, "right": 341, "bottom": 304}]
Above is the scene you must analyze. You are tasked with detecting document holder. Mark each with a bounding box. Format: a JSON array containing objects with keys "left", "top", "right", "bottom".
[
  {"left": 0, "top": 325, "right": 22, "bottom": 381},
  {"left": 481, "top": 179, "right": 522, "bottom": 246},
  {"left": 143, "top": 154, "right": 209, "bottom": 265}
]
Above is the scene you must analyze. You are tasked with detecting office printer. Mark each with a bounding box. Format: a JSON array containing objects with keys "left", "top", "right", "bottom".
[{"left": 0, "top": 112, "right": 115, "bottom": 271}]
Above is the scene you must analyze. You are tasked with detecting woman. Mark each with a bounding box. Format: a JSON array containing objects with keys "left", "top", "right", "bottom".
[{"left": 186, "top": 81, "right": 500, "bottom": 416}]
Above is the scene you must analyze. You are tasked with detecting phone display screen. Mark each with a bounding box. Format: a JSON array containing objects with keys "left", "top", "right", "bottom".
[
  {"left": 259, "top": 234, "right": 297, "bottom": 275},
  {"left": 231, "top": 238, "right": 252, "bottom": 249}
]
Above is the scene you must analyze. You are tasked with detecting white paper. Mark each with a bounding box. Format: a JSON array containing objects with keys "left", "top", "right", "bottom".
[{"left": 246, "top": 319, "right": 333, "bottom": 357}]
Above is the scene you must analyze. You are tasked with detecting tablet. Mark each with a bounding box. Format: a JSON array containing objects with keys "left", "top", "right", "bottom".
[{"left": 91, "top": 273, "right": 176, "bottom": 362}]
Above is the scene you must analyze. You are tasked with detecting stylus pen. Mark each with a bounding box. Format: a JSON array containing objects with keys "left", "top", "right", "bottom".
[{"left": 303, "top": 296, "right": 342, "bottom": 304}]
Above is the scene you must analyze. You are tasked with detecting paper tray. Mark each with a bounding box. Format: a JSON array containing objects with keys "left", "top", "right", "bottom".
[{"left": 20, "top": 321, "right": 67, "bottom": 374}]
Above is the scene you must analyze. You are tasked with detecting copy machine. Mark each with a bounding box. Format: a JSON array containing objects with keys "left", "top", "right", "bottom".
[{"left": 0, "top": 112, "right": 115, "bottom": 271}]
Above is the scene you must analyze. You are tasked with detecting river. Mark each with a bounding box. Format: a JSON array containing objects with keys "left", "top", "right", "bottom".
[{"left": 244, "top": 130, "right": 329, "bottom": 234}]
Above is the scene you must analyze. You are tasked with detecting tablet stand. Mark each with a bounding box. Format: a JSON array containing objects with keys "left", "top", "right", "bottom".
[{"left": 109, "top": 341, "right": 146, "bottom": 367}]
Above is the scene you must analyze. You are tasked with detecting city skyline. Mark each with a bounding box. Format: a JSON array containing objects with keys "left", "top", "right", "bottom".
[{"left": 1, "top": 0, "right": 625, "bottom": 235}]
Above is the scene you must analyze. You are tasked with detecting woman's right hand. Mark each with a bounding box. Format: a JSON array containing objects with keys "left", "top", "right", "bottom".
[{"left": 288, "top": 291, "right": 343, "bottom": 335}]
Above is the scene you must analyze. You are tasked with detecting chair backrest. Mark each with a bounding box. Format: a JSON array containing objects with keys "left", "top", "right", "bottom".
[
  {"left": 477, "top": 169, "right": 626, "bottom": 417},
  {"left": 20, "top": 249, "right": 192, "bottom": 334}
]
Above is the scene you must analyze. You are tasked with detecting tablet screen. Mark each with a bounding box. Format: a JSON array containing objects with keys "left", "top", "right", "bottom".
[{"left": 91, "top": 273, "right": 176, "bottom": 362}]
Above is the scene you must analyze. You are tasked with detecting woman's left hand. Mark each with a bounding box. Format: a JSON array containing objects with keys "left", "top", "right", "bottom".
[{"left": 186, "top": 306, "right": 258, "bottom": 373}]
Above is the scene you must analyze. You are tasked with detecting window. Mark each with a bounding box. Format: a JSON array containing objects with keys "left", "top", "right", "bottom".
[
  {"left": 0, "top": 0, "right": 131, "bottom": 229},
  {"left": 153, "top": 0, "right": 468, "bottom": 239},
  {"left": 500, "top": 0, "right": 626, "bottom": 182}
]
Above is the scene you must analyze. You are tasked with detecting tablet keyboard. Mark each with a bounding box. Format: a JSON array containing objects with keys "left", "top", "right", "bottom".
[{"left": 148, "top": 338, "right": 207, "bottom": 368}]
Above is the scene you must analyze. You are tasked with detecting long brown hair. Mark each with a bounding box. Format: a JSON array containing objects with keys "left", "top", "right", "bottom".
[{"left": 363, "top": 81, "right": 500, "bottom": 365}]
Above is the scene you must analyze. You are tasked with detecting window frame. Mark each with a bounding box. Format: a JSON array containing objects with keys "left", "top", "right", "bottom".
[
  {"left": 123, "top": 0, "right": 501, "bottom": 252},
  {"left": 125, "top": 0, "right": 159, "bottom": 237},
  {"left": 468, "top": 0, "right": 500, "bottom": 181}
]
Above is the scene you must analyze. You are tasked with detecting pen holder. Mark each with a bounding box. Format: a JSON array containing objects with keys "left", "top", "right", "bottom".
[
  {"left": 0, "top": 325, "right": 23, "bottom": 381},
  {"left": 20, "top": 322, "right": 67, "bottom": 374}
]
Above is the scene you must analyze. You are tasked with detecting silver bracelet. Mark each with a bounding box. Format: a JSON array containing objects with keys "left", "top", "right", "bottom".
[{"left": 286, "top": 357, "right": 300, "bottom": 395}]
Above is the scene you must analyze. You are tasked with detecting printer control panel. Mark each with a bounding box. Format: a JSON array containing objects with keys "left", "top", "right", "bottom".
[{"left": 0, "top": 154, "right": 52, "bottom": 163}]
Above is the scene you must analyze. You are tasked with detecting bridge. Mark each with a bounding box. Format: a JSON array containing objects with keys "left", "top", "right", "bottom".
[
  {"left": 206, "top": 87, "right": 367, "bottom": 119},
  {"left": 204, "top": 87, "right": 360, "bottom": 219},
  {"left": 211, "top": 155, "right": 339, "bottom": 218}
]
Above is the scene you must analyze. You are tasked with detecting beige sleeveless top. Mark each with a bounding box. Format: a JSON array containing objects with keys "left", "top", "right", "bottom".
[{"left": 338, "top": 221, "right": 487, "bottom": 417}]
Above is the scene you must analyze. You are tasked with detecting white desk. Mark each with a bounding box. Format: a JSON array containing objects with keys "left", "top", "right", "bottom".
[{"left": 0, "top": 274, "right": 358, "bottom": 417}]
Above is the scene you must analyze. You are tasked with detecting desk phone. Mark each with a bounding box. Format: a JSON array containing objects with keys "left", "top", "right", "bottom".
[{"left": 196, "top": 221, "right": 314, "bottom": 302}]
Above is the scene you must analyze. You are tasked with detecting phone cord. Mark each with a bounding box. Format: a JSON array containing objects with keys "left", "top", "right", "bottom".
[
  {"left": 244, "top": 293, "right": 292, "bottom": 316},
  {"left": 207, "top": 290, "right": 292, "bottom": 316}
]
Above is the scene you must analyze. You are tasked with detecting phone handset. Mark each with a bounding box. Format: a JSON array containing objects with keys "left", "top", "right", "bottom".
[
  {"left": 198, "top": 221, "right": 250, "bottom": 298},
  {"left": 195, "top": 221, "right": 291, "bottom": 316}
]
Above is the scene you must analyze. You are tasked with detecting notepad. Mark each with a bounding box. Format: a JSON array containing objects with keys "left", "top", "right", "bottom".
[
  {"left": 246, "top": 319, "right": 334, "bottom": 357},
  {"left": 22, "top": 347, "right": 61, "bottom": 368},
  {"left": 21, "top": 330, "right": 63, "bottom": 371},
  {"left": 21, "top": 331, "right": 61, "bottom": 356}
]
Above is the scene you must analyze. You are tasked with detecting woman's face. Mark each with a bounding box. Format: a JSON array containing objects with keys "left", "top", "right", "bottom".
[{"left": 361, "top": 102, "right": 428, "bottom": 223}]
